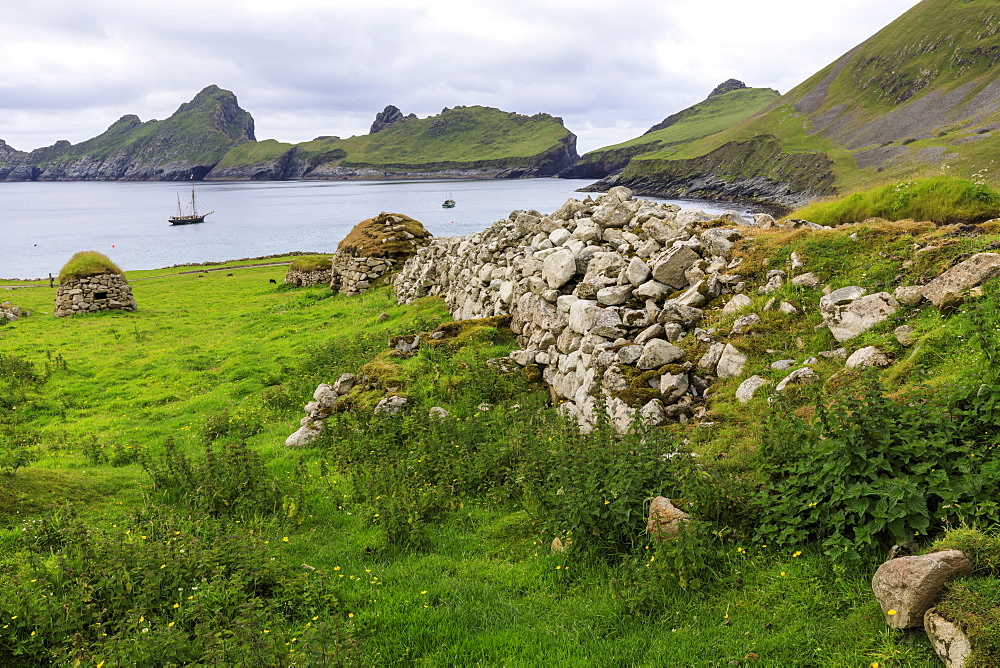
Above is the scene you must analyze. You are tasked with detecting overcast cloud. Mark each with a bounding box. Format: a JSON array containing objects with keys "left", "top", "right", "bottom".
[{"left": 0, "top": 0, "right": 919, "bottom": 154}]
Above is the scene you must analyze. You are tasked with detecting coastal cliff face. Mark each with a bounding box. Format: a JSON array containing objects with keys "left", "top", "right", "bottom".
[{"left": 1, "top": 96, "right": 578, "bottom": 182}]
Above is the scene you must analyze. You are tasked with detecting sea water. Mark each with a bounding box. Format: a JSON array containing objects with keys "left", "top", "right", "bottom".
[{"left": 0, "top": 179, "right": 754, "bottom": 280}]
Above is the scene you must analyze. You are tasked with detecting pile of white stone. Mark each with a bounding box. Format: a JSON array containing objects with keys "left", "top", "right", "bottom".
[
  {"left": 54, "top": 274, "right": 136, "bottom": 317},
  {"left": 0, "top": 301, "right": 27, "bottom": 323},
  {"left": 393, "top": 187, "right": 772, "bottom": 431}
]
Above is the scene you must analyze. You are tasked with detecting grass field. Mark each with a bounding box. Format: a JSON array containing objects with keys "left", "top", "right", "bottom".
[{"left": 8, "top": 216, "right": 1000, "bottom": 663}]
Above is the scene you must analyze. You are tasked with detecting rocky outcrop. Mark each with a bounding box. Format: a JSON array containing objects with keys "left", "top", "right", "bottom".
[
  {"left": 54, "top": 274, "right": 137, "bottom": 317},
  {"left": 394, "top": 187, "right": 752, "bottom": 431},
  {"left": 3, "top": 86, "right": 255, "bottom": 181},
  {"left": 585, "top": 136, "right": 836, "bottom": 211},
  {"left": 369, "top": 105, "right": 415, "bottom": 133},
  {"left": 819, "top": 287, "right": 898, "bottom": 342}
]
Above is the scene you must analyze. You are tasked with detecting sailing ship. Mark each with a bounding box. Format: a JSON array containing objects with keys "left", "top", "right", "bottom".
[
  {"left": 442, "top": 194, "right": 456, "bottom": 209},
  {"left": 169, "top": 180, "right": 213, "bottom": 225}
]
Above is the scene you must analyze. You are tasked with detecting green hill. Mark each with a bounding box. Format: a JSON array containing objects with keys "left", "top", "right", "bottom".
[
  {"left": 208, "top": 105, "right": 579, "bottom": 180},
  {"left": 597, "top": 0, "right": 1000, "bottom": 209},
  {"left": 0, "top": 96, "right": 578, "bottom": 182},
  {"left": 0, "top": 85, "right": 255, "bottom": 181},
  {"left": 561, "top": 81, "right": 780, "bottom": 179}
]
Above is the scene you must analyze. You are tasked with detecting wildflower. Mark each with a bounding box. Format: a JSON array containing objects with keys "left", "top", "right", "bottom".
[
  {"left": 887, "top": 609, "right": 897, "bottom": 616},
  {"left": 168, "top": 622, "right": 175, "bottom": 627},
  {"left": 173, "top": 603, "right": 179, "bottom": 608},
  {"left": 780, "top": 571, "right": 786, "bottom": 576},
  {"left": 421, "top": 591, "right": 427, "bottom": 595},
  {"left": 348, "top": 613, "right": 354, "bottom": 618},
  {"left": 334, "top": 566, "right": 341, "bottom": 571},
  {"left": 792, "top": 551, "right": 802, "bottom": 558},
  {"left": 283, "top": 537, "right": 290, "bottom": 542},
  {"left": 312, "top": 616, "right": 318, "bottom": 621}
]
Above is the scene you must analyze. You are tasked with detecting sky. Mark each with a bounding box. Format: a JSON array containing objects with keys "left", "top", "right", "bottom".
[{"left": 0, "top": 0, "right": 921, "bottom": 156}]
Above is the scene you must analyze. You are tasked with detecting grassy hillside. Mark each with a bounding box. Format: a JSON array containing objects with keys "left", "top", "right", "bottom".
[
  {"left": 574, "top": 87, "right": 780, "bottom": 171},
  {"left": 608, "top": 0, "right": 1000, "bottom": 205},
  {"left": 296, "top": 106, "right": 576, "bottom": 172},
  {"left": 8, "top": 198, "right": 1000, "bottom": 661}
]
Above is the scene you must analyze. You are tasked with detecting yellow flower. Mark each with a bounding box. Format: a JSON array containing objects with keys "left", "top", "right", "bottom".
[
  {"left": 334, "top": 566, "right": 341, "bottom": 571},
  {"left": 421, "top": 591, "right": 428, "bottom": 595},
  {"left": 282, "top": 537, "right": 290, "bottom": 542},
  {"left": 887, "top": 609, "right": 897, "bottom": 616},
  {"left": 173, "top": 603, "right": 179, "bottom": 608},
  {"left": 780, "top": 571, "right": 786, "bottom": 576},
  {"left": 168, "top": 622, "right": 175, "bottom": 627},
  {"left": 348, "top": 613, "right": 354, "bottom": 618},
  {"left": 312, "top": 616, "right": 318, "bottom": 621}
]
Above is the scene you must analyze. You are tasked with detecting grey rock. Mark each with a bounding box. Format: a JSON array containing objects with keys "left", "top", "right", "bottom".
[
  {"left": 722, "top": 293, "right": 753, "bottom": 315},
  {"left": 846, "top": 346, "right": 891, "bottom": 369},
  {"left": 770, "top": 359, "right": 797, "bottom": 370},
  {"left": 924, "top": 608, "right": 972, "bottom": 668},
  {"left": 626, "top": 256, "right": 652, "bottom": 285},
  {"left": 736, "top": 375, "right": 768, "bottom": 403},
  {"left": 633, "top": 279, "right": 671, "bottom": 302},
  {"left": 894, "top": 285, "right": 925, "bottom": 306},
  {"left": 700, "top": 227, "right": 742, "bottom": 257},
  {"left": 730, "top": 313, "right": 760, "bottom": 335},
  {"left": 285, "top": 422, "right": 324, "bottom": 448},
  {"left": 775, "top": 367, "right": 818, "bottom": 392},
  {"left": 374, "top": 395, "right": 409, "bottom": 415},
  {"left": 596, "top": 284, "right": 633, "bottom": 306},
  {"left": 791, "top": 272, "right": 820, "bottom": 288},
  {"left": 429, "top": 406, "right": 451, "bottom": 419},
  {"left": 872, "top": 550, "right": 972, "bottom": 629},
  {"left": 637, "top": 339, "right": 686, "bottom": 369},
  {"left": 639, "top": 399, "right": 667, "bottom": 426},
  {"left": 820, "top": 288, "right": 898, "bottom": 342},
  {"left": 698, "top": 342, "right": 725, "bottom": 374},
  {"left": 660, "top": 371, "right": 689, "bottom": 402},
  {"left": 922, "top": 253, "right": 1000, "bottom": 307},
  {"left": 895, "top": 325, "right": 914, "bottom": 346},
  {"left": 716, "top": 344, "right": 747, "bottom": 379},
  {"left": 651, "top": 245, "right": 701, "bottom": 290},
  {"left": 542, "top": 248, "right": 578, "bottom": 289},
  {"left": 333, "top": 372, "right": 357, "bottom": 395}
]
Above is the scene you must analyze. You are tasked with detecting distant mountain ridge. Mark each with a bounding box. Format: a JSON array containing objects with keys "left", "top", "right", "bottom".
[
  {"left": 589, "top": 0, "right": 1000, "bottom": 208},
  {"left": 0, "top": 90, "right": 578, "bottom": 182}
]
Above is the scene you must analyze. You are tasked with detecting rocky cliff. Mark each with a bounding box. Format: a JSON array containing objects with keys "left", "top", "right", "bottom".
[{"left": 0, "top": 86, "right": 255, "bottom": 181}]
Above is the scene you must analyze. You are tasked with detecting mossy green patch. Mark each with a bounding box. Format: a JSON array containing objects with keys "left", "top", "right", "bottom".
[{"left": 57, "top": 251, "right": 125, "bottom": 283}]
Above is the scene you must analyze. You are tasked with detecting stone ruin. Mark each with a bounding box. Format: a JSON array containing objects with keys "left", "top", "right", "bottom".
[
  {"left": 0, "top": 301, "right": 28, "bottom": 323},
  {"left": 284, "top": 257, "right": 333, "bottom": 287},
  {"left": 55, "top": 273, "right": 137, "bottom": 317},
  {"left": 330, "top": 212, "right": 432, "bottom": 296}
]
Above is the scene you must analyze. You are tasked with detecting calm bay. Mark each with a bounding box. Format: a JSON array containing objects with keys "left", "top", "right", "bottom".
[{"left": 1, "top": 179, "right": 752, "bottom": 280}]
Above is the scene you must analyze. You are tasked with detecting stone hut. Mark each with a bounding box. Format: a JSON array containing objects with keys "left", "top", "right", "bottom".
[
  {"left": 284, "top": 255, "right": 333, "bottom": 287},
  {"left": 54, "top": 251, "right": 137, "bottom": 317},
  {"left": 330, "top": 212, "right": 432, "bottom": 296}
]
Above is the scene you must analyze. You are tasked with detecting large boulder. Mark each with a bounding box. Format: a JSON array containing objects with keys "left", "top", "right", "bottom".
[
  {"left": 922, "top": 253, "right": 1000, "bottom": 307},
  {"left": 651, "top": 245, "right": 701, "bottom": 290},
  {"left": 871, "top": 550, "right": 972, "bottom": 629},
  {"left": 820, "top": 287, "right": 898, "bottom": 342}
]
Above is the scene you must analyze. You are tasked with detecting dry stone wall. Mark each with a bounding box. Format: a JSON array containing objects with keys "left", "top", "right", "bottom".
[
  {"left": 284, "top": 267, "right": 332, "bottom": 287},
  {"left": 393, "top": 187, "right": 752, "bottom": 431},
  {"left": 54, "top": 274, "right": 136, "bottom": 317},
  {"left": 330, "top": 255, "right": 396, "bottom": 296}
]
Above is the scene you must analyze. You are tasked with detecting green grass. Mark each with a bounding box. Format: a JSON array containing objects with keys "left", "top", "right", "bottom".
[
  {"left": 584, "top": 87, "right": 779, "bottom": 163},
  {"left": 57, "top": 251, "right": 124, "bottom": 282},
  {"left": 11, "top": 224, "right": 1000, "bottom": 662},
  {"left": 789, "top": 176, "right": 1000, "bottom": 226},
  {"left": 288, "top": 255, "right": 332, "bottom": 272}
]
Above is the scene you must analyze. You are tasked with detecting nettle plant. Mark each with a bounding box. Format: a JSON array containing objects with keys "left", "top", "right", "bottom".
[{"left": 757, "top": 373, "right": 1000, "bottom": 562}]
